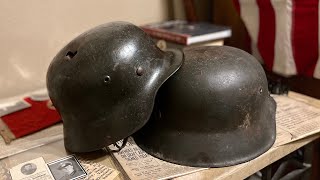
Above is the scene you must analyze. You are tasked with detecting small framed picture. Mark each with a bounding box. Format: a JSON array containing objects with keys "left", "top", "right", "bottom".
[{"left": 47, "top": 155, "right": 87, "bottom": 180}]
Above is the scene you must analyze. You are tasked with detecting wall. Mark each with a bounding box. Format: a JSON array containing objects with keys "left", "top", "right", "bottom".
[
  {"left": 171, "top": 0, "right": 212, "bottom": 21},
  {"left": 0, "top": 0, "right": 170, "bottom": 99},
  {"left": 213, "top": 0, "right": 250, "bottom": 52}
]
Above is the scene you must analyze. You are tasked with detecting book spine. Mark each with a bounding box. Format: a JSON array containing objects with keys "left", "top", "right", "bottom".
[{"left": 141, "top": 27, "right": 189, "bottom": 45}]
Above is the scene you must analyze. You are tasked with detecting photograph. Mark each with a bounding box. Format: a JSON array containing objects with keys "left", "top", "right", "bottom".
[
  {"left": 20, "top": 163, "right": 37, "bottom": 175},
  {"left": 47, "top": 155, "right": 86, "bottom": 180},
  {"left": 9, "top": 157, "right": 54, "bottom": 180}
]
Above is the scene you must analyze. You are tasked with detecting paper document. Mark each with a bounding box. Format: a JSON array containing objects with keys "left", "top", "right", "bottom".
[
  {"left": 273, "top": 95, "right": 320, "bottom": 146},
  {"left": 110, "top": 138, "right": 206, "bottom": 180},
  {"left": 79, "top": 159, "right": 119, "bottom": 180},
  {"left": 10, "top": 157, "right": 54, "bottom": 180}
]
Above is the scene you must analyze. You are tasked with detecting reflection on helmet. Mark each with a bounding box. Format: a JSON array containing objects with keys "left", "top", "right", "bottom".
[
  {"left": 46, "top": 22, "right": 183, "bottom": 152},
  {"left": 133, "top": 46, "right": 276, "bottom": 167}
]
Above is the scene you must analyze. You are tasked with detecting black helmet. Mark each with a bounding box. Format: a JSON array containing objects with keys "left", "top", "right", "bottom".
[
  {"left": 46, "top": 22, "right": 183, "bottom": 152},
  {"left": 133, "top": 46, "right": 276, "bottom": 167}
]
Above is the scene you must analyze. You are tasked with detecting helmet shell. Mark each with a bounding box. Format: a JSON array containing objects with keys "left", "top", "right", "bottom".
[
  {"left": 46, "top": 22, "right": 183, "bottom": 152},
  {"left": 133, "top": 46, "right": 276, "bottom": 167}
]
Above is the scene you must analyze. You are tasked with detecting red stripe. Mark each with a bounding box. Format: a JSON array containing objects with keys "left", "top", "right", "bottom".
[
  {"left": 256, "top": 0, "right": 276, "bottom": 71},
  {"left": 233, "top": 0, "right": 240, "bottom": 13},
  {"left": 292, "top": 0, "right": 319, "bottom": 77}
]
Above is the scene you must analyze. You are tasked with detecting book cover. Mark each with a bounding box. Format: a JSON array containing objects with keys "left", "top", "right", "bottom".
[{"left": 141, "top": 20, "right": 231, "bottom": 45}]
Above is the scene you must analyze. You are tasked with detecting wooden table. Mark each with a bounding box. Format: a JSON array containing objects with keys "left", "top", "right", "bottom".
[
  {"left": 1, "top": 133, "right": 319, "bottom": 180},
  {"left": 1, "top": 91, "right": 320, "bottom": 180}
]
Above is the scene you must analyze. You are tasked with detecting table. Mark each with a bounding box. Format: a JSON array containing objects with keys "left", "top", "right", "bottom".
[{"left": 1, "top": 91, "right": 320, "bottom": 180}]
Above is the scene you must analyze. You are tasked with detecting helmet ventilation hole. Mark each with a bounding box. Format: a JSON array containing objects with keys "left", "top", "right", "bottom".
[
  {"left": 259, "top": 88, "right": 263, "bottom": 94},
  {"left": 66, "top": 51, "right": 77, "bottom": 59},
  {"left": 104, "top": 76, "right": 111, "bottom": 84}
]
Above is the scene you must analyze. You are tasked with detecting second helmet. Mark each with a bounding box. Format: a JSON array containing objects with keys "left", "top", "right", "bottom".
[{"left": 133, "top": 46, "right": 276, "bottom": 167}]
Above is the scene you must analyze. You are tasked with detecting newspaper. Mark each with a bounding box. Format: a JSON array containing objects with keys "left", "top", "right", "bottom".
[
  {"left": 111, "top": 95, "right": 320, "bottom": 180},
  {"left": 79, "top": 159, "right": 119, "bottom": 180},
  {"left": 3, "top": 155, "right": 119, "bottom": 180},
  {"left": 47, "top": 155, "right": 119, "bottom": 180},
  {"left": 0, "top": 160, "right": 13, "bottom": 180},
  {"left": 9, "top": 157, "right": 54, "bottom": 180},
  {"left": 273, "top": 95, "right": 320, "bottom": 146},
  {"left": 110, "top": 138, "right": 206, "bottom": 180}
]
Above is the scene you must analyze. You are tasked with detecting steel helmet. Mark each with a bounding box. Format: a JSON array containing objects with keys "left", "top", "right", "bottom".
[
  {"left": 46, "top": 22, "right": 183, "bottom": 152},
  {"left": 133, "top": 46, "right": 276, "bottom": 167}
]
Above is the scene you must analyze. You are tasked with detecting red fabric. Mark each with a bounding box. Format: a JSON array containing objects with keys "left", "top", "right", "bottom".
[
  {"left": 1, "top": 98, "right": 61, "bottom": 138},
  {"left": 292, "top": 0, "right": 319, "bottom": 77},
  {"left": 233, "top": 0, "right": 320, "bottom": 78},
  {"left": 233, "top": 0, "right": 240, "bottom": 13},
  {"left": 256, "top": 0, "right": 276, "bottom": 71}
]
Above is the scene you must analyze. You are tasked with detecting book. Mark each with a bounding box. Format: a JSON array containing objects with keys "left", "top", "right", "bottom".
[
  {"left": 153, "top": 38, "right": 224, "bottom": 51},
  {"left": 141, "top": 20, "right": 231, "bottom": 45}
]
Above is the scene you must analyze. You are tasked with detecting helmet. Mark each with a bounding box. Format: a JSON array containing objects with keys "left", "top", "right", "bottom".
[
  {"left": 46, "top": 22, "right": 183, "bottom": 152},
  {"left": 133, "top": 46, "right": 276, "bottom": 167}
]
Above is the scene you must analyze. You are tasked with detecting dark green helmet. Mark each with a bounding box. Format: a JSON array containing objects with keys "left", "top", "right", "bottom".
[
  {"left": 46, "top": 22, "right": 183, "bottom": 152},
  {"left": 133, "top": 46, "right": 276, "bottom": 167}
]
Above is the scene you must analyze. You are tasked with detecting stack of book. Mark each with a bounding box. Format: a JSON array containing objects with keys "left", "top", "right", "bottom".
[{"left": 140, "top": 20, "right": 232, "bottom": 50}]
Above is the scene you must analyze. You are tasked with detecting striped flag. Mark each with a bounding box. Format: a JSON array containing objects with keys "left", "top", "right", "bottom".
[{"left": 234, "top": 0, "right": 320, "bottom": 79}]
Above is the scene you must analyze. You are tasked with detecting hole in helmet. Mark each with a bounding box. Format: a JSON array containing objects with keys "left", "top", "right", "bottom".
[
  {"left": 136, "top": 67, "right": 144, "bottom": 76},
  {"left": 104, "top": 76, "right": 111, "bottom": 83},
  {"left": 259, "top": 88, "right": 263, "bottom": 94},
  {"left": 66, "top": 51, "right": 77, "bottom": 59}
]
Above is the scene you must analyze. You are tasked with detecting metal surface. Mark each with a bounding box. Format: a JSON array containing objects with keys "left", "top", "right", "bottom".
[
  {"left": 133, "top": 46, "right": 276, "bottom": 167},
  {"left": 46, "top": 22, "right": 183, "bottom": 152}
]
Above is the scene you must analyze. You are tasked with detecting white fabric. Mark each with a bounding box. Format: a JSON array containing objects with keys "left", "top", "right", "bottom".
[
  {"left": 314, "top": 1, "right": 320, "bottom": 79},
  {"left": 271, "top": 0, "right": 297, "bottom": 76},
  {"left": 239, "top": 0, "right": 263, "bottom": 63}
]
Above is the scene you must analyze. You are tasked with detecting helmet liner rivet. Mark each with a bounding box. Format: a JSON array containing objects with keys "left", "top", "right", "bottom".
[{"left": 136, "top": 67, "right": 144, "bottom": 76}]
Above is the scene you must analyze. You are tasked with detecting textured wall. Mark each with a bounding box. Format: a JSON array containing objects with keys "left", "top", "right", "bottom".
[{"left": 0, "top": 0, "right": 169, "bottom": 98}]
